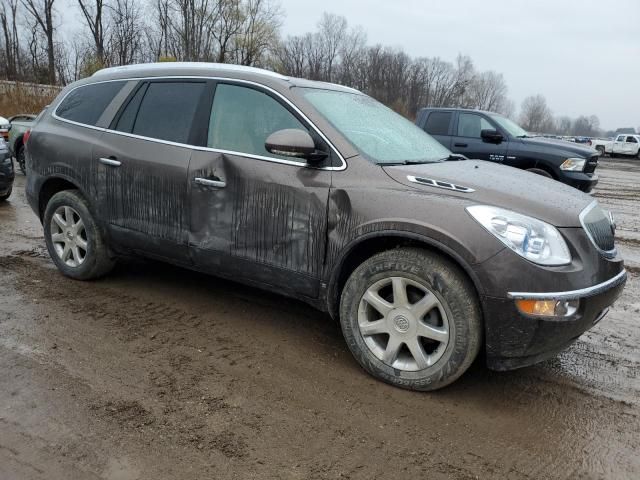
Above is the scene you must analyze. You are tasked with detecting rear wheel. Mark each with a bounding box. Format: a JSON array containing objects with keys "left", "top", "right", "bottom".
[
  {"left": 339, "top": 248, "right": 482, "bottom": 391},
  {"left": 43, "top": 190, "right": 115, "bottom": 280},
  {"left": 16, "top": 144, "right": 26, "bottom": 174},
  {"left": 526, "top": 167, "right": 553, "bottom": 178}
]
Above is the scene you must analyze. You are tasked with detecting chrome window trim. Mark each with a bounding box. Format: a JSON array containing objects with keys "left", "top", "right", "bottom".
[
  {"left": 579, "top": 200, "right": 617, "bottom": 258},
  {"left": 51, "top": 75, "right": 347, "bottom": 171},
  {"left": 507, "top": 269, "right": 627, "bottom": 301}
]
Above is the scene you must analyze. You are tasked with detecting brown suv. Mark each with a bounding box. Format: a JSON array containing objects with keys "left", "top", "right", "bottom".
[{"left": 25, "top": 63, "right": 626, "bottom": 390}]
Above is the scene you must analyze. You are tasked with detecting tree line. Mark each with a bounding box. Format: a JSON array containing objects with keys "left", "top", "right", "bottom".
[{"left": 1, "top": 1, "right": 608, "bottom": 135}]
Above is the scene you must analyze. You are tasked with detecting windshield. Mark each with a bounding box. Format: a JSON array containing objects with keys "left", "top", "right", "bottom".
[
  {"left": 488, "top": 113, "right": 529, "bottom": 137},
  {"left": 300, "top": 88, "right": 451, "bottom": 164}
]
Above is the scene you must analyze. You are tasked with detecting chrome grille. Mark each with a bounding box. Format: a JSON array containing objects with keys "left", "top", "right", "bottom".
[{"left": 580, "top": 202, "right": 615, "bottom": 256}]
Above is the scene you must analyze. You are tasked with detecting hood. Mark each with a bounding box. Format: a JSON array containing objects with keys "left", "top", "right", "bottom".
[
  {"left": 382, "top": 160, "right": 592, "bottom": 227},
  {"left": 517, "top": 136, "right": 597, "bottom": 157}
]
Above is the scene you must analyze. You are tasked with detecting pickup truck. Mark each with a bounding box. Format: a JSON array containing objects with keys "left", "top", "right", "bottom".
[
  {"left": 7, "top": 114, "right": 36, "bottom": 174},
  {"left": 590, "top": 134, "right": 640, "bottom": 158},
  {"left": 416, "top": 108, "right": 600, "bottom": 192}
]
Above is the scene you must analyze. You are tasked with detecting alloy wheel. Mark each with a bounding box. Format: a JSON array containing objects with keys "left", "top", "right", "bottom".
[
  {"left": 50, "top": 206, "right": 88, "bottom": 267},
  {"left": 357, "top": 276, "right": 450, "bottom": 371}
]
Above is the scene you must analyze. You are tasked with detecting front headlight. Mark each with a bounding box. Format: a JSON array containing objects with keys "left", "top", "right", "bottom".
[
  {"left": 467, "top": 205, "right": 571, "bottom": 266},
  {"left": 560, "top": 157, "right": 585, "bottom": 171}
]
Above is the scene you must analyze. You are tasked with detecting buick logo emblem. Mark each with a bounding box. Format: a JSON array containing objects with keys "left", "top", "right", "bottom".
[{"left": 393, "top": 315, "right": 410, "bottom": 333}]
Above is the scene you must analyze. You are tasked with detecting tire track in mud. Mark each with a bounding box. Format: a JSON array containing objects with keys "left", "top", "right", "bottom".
[{"left": 0, "top": 254, "right": 255, "bottom": 464}]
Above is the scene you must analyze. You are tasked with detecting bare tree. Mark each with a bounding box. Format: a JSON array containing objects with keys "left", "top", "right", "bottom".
[
  {"left": 234, "top": 0, "right": 281, "bottom": 66},
  {"left": 108, "top": 0, "right": 143, "bottom": 65},
  {"left": 519, "top": 94, "right": 554, "bottom": 133},
  {"left": 465, "top": 71, "right": 508, "bottom": 112},
  {"left": 0, "top": 0, "right": 21, "bottom": 80},
  {"left": 21, "top": 0, "right": 56, "bottom": 84},
  {"left": 77, "top": 0, "right": 107, "bottom": 65}
]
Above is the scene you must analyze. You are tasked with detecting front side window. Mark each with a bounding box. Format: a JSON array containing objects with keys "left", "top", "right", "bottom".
[
  {"left": 208, "top": 83, "right": 308, "bottom": 160},
  {"left": 457, "top": 113, "right": 494, "bottom": 138},
  {"left": 300, "top": 88, "right": 450, "bottom": 165},
  {"left": 424, "top": 112, "right": 452, "bottom": 136},
  {"left": 128, "top": 81, "right": 206, "bottom": 144},
  {"left": 626, "top": 136, "right": 638, "bottom": 143},
  {"left": 56, "top": 81, "right": 126, "bottom": 126}
]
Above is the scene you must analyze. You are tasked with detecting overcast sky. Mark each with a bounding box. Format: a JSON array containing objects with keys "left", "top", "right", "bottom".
[{"left": 278, "top": 0, "right": 640, "bottom": 130}]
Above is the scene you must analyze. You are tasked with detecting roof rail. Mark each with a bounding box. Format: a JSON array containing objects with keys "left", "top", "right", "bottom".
[{"left": 93, "top": 62, "right": 289, "bottom": 80}]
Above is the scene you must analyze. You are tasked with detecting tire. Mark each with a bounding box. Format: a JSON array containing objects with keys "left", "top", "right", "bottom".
[
  {"left": 0, "top": 186, "right": 11, "bottom": 202},
  {"left": 43, "top": 189, "right": 115, "bottom": 280},
  {"left": 596, "top": 146, "right": 605, "bottom": 156},
  {"left": 16, "top": 144, "right": 26, "bottom": 174},
  {"left": 339, "top": 247, "right": 482, "bottom": 391},
  {"left": 526, "top": 167, "right": 553, "bottom": 178}
]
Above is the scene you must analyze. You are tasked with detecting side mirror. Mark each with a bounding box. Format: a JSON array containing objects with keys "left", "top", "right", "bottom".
[
  {"left": 481, "top": 129, "right": 503, "bottom": 144},
  {"left": 265, "top": 129, "right": 328, "bottom": 163}
]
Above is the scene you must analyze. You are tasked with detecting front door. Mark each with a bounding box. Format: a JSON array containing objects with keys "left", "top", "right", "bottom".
[
  {"left": 450, "top": 112, "right": 507, "bottom": 162},
  {"left": 613, "top": 135, "right": 626, "bottom": 155},
  {"left": 188, "top": 82, "right": 332, "bottom": 298},
  {"left": 94, "top": 79, "right": 210, "bottom": 262},
  {"left": 624, "top": 136, "right": 639, "bottom": 155}
]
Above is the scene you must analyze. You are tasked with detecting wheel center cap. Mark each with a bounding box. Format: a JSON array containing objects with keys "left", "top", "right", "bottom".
[
  {"left": 66, "top": 230, "right": 74, "bottom": 240},
  {"left": 393, "top": 315, "right": 411, "bottom": 333}
]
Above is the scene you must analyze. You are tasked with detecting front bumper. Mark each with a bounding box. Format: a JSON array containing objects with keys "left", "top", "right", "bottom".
[
  {"left": 483, "top": 270, "right": 627, "bottom": 370},
  {"left": 561, "top": 171, "right": 598, "bottom": 193}
]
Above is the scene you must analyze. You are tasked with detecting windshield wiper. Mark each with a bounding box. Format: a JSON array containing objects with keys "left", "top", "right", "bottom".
[
  {"left": 442, "top": 154, "right": 467, "bottom": 161},
  {"left": 516, "top": 134, "right": 530, "bottom": 138}
]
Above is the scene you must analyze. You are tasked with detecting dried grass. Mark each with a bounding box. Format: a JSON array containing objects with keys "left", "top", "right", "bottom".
[{"left": 0, "top": 82, "right": 61, "bottom": 117}]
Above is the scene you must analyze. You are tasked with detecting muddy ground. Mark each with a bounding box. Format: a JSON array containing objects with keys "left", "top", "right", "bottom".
[{"left": 1, "top": 159, "right": 639, "bottom": 480}]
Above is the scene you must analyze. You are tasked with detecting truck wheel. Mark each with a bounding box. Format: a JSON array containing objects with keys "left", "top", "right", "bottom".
[
  {"left": 526, "top": 168, "right": 553, "bottom": 178},
  {"left": 339, "top": 248, "right": 482, "bottom": 391},
  {"left": 43, "top": 190, "right": 115, "bottom": 280},
  {"left": 16, "top": 144, "right": 26, "bottom": 174},
  {"left": 596, "top": 146, "right": 605, "bottom": 156},
  {"left": 0, "top": 187, "right": 11, "bottom": 202}
]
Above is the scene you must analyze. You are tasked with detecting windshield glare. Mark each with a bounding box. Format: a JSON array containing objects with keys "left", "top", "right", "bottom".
[
  {"left": 488, "top": 113, "right": 528, "bottom": 137},
  {"left": 300, "top": 88, "right": 451, "bottom": 164}
]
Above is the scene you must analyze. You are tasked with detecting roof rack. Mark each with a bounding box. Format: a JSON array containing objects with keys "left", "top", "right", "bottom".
[{"left": 93, "top": 62, "right": 289, "bottom": 80}]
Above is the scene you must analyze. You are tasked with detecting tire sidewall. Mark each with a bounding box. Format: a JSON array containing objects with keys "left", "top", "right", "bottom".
[
  {"left": 340, "top": 250, "right": 481, "bottom": 391},
  {"left": 43, "top": 190, "right": 102, "bottom": 280}
]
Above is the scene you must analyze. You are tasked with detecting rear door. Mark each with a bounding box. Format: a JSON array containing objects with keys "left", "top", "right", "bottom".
[
  {"left": 93, "top": 79, "right": 211, "bottom": 263},
  {"left": 188, "top": 81, "right": 333, "bottom": 298},
  {"left": 450, "top": 112, "right": 507, "bottom": 162},
  {"left": 421, "top": 111, "right": 453, "bottom": 149}
]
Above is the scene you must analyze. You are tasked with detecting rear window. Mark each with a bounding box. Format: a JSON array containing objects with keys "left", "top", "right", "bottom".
[
  {"left": 128, "top": 82, "right": 206, "bottom": 144},
  {"left": 424, "top": 112, "right": 451, "bottom": 136},
  {"left": 56, "top": 81, "right": 126, "bottom": 126}
]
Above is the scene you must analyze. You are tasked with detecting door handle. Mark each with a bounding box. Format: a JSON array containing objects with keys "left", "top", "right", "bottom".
[
  {"left": 99, "top": 157, "right": 121, "bottom": 167},
  {"left": 454, "top": 143, "right": 468, "bottom": 148},
  {"left": 194, "top": 177, "right": 226, "bottom": 188}
]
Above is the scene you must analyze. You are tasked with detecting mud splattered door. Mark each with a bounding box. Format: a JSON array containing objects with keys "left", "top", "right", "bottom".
[{"left": 188, "top": 82, "right": 333, "bottom": 298}]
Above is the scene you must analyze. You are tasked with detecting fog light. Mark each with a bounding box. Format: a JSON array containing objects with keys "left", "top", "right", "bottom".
[{"left": 515, "top": 299, "right": 579, "bottom": 317}]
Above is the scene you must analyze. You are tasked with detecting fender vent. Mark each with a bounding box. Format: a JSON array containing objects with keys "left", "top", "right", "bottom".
[{"left": 407, "top": 175, "right": 475, "bottom": 193}]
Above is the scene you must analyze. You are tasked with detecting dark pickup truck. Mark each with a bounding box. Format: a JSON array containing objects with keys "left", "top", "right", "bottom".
[{"left": 416, "top": 108, "right": 599, "bottom": 192}]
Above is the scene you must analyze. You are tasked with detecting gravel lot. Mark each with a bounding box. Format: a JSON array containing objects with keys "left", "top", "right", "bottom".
[{"left": 1, "top": 158, "right": 639, "bottom": 479}]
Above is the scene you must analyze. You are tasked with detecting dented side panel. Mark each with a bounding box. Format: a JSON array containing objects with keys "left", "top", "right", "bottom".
[{"left": 188, "top": 150, "right": 331, "bottom": 297}]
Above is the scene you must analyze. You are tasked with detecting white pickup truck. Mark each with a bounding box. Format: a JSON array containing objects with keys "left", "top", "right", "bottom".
[{"left": 590, "top": 134, "right": 640, "bottom": 158}]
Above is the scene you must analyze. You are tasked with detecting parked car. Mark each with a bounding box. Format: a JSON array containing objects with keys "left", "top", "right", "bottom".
[
  {"left": 416, "top": 108, "right": 599, "bottom": 192},
  {"left": 25, "top": 63, "right": 626, "bottom": 390},
  {"left": 590, "top": 135, "right": 640, "bottom": 158},
  {"left": 0, "top": 115, "right": 10, "bottom": 141},
  {"left": 8, "top": 114, "right": 36, "bottom": 174},
  {"left": 0, "top": 137, "right": 14, "bottom": 201}
]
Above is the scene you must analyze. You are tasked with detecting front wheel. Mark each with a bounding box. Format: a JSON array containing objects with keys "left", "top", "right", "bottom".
[
  {"left": 526, "top": 167, "right": 553, "bottom": 178},
  {"left": 0, "top": 186, "right": 11, "bottom": 202},
  {"left": 43, "top": 190, "right": 115, "bottom": 280},
  {"left": 596, "top": 146, "right": 605, "bottom": 156},
  {"left": 339, "top": 248, "right": 482, "bottom": 391}
]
